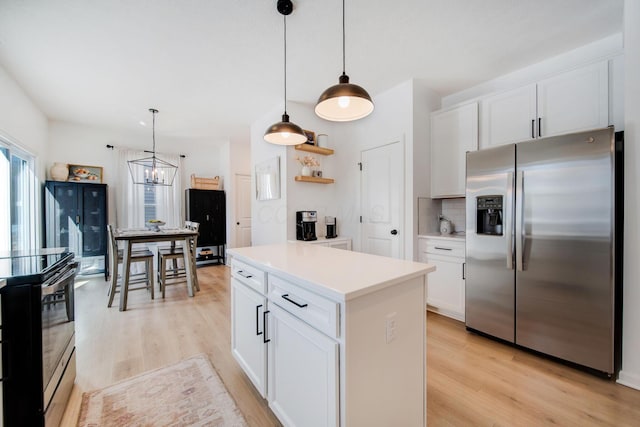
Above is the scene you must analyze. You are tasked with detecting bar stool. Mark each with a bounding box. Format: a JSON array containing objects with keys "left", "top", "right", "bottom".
[
  {"left": 157, "top": 221, "right": 199, "bottom": 297},
  {"left": 107, "top": 224, "right": 155, "bottom": 308}
]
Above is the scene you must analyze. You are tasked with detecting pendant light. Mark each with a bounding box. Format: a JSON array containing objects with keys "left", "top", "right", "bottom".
[
  {"left": 128, "top": 108, "right": 178, "bottom": 186},
  {"left": 315, "top": 0, "right": 374, "bottom": 122},
  {"left": 264, "top": 0, "right": 307, "bottom": 145}
]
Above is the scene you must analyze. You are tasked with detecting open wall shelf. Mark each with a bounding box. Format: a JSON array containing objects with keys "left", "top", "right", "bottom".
[
  {"left": 294, "top": 144, "right": 334, "bottom": 156},
  {"left": 294, "top": 176, "right": 335, "bottom": 184}
]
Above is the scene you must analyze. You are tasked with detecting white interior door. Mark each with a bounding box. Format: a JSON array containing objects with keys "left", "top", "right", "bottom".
[
  {"left": 361, "top": 141, "right": 404, "bottom": 259},
  {"left": 235, "top": 174, "right": 252, "bottom": 247}
]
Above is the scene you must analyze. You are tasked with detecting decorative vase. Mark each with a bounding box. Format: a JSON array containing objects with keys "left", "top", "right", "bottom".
[
  {"left": 301, "top": 166, "right": 312, "bottom": 177},
  {"left": 50, "top": 162, "right": 69, "bottom": 181}
]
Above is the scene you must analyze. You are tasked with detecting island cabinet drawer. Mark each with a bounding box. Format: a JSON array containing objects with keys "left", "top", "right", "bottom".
[
  {"left": 426, "top": 240, "right": 465, "bottom": 258},
  {"left": 231, "top": 259, "right": 266, "bottom": 294},
  {"left": 268, "top": 275, "right": 340, "bottom": 339}
]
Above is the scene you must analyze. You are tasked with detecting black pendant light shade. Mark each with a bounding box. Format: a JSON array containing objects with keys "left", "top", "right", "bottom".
[
  {"left": 315, "top": 73, "right": 374, "bottom": 121},
  {"left": 264, "top": 113, "right": 307, "bottom": 145},
  {"left": 315, "top": 0, "right": 374, "bottom": 122},
  {"left": 128, "top": 108, "right": 178, "bottom": 186},
  {"left": 264, "top": 0, "right": 307, "bottom": 145}
]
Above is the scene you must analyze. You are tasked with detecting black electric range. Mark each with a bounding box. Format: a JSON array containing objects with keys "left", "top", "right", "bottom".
[
  {"left": 0, "top": 247, "right": 77, "bottom": 427},
  {"left": 0, "top": 248, "right": 73, "bottom": 286}
]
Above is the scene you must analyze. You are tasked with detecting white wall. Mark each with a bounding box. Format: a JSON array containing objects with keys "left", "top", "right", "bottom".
[
  {"left": 336, "top": 79, "right": 440, "bottom": 260},
  {"left": 412, "top": 79, "right": 441, "bottom": 253},
  {"left": 0, "top": 65, "right": 49, "bottom": 248},
  {"left": 619, "top": 0, "right": 640, "bottom": 391},
  {"left": 0, "top": 65, "right": 48, "bottom": 179},
  {"left": 222, "top": 132, "right": 251, "bottom": 249},
  {"left": 283, "top": 102, "right": 340, "bottom": 241},
  {"left": 250, "top": 104, "right": 289, "bottom": 245},
  {"left": 47, "top": 120, "right": 225, "bottom": 227},
  {"left": 249, "top": 81, "right": 440, "bottom": 260},
  {"left": 249, "top": 101, "right": 342, "bottom": 245}
]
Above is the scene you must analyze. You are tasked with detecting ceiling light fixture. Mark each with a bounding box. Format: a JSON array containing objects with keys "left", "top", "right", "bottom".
[
  {"left": 128, "top": 108, "right": 178, "bottom": 186},
  {"left": 315, "top": 0, "right": 374, "bottom": 122},
  {"left": 264, "top": 0, "right": 307, "bottom": 145}
]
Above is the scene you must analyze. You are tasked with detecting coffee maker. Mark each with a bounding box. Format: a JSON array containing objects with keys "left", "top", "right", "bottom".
[
  {"left": 296, "top": 211, "right": 318, "bottom": 241},
  {"left": 325, "top": 216, "right": 337, "bottom": 239}
]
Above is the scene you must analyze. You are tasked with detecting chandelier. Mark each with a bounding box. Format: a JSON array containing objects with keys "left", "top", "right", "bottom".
[{"left": 128, "top": 108, "right": 178, "bottom": 186}]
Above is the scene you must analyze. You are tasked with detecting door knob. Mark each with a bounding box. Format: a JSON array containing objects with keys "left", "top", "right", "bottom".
[
  {"left": 236, "top": 222, "right": 240, "bottom": 225},
  {"left": 390, "top": 229, "right": 398, "bottom": 235}
]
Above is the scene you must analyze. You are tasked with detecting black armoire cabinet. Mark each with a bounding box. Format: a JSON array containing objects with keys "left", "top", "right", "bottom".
[
  {"left": 44, "top": 180, "right": 108, "bottom": 276},
  {"left": 185, "top": 189, "right": 226, "bottom": 264}
]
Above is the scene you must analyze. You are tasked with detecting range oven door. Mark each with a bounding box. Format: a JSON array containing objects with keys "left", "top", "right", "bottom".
[{"left": 41, "top": 261, "right": 77, "bottom": 427}]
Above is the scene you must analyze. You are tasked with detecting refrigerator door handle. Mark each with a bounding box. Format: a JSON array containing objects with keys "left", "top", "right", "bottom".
[
  {"left": 506, "top": 172, "right": 514, "bottom": 270},
  {"left": 515, "top": 170, "right": 525, "bottom": 271}
]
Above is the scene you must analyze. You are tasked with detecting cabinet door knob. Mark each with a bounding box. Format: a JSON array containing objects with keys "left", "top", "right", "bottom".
[{"left": 390, "top": 229, "right": 398, "bottom": 235}]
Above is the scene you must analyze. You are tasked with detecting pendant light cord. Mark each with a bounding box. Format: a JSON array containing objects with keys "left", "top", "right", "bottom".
[
  {"left": 152, "top": 110, "right": 156, "bottom": 155},
  {"left": 342, "top": 0, "right": 346, "bottom": 75},
  {"left": 283, "top": 14, "right": 288, "bottom": 115}
]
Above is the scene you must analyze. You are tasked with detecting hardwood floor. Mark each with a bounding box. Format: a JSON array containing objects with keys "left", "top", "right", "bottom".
[
  {"left": 61, "top": 264, "right": 280, "bottom": 427},
  {"left": 61, "top": 265, "right": 640, "bottom": 426}
]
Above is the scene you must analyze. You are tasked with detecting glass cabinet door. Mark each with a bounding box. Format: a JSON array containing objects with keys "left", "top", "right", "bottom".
[{"left": 81, "top": 185, "right": 107, "bottom": 257}]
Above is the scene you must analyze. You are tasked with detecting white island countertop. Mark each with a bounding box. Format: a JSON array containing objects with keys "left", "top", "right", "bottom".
[{"left": 228, "top": 242, "right": 435, "bottom": 301}]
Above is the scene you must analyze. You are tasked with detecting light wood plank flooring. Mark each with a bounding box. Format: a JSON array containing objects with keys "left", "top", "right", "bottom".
[{"left": 61, "top": 265, "right": 640, "bottom": 426}]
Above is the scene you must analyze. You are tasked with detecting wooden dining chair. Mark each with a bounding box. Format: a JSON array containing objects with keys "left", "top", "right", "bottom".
[
  {"left": 107, "top": 224, "right": 155, "bottom": 308},
  {"left": 157, "top": 221, "right": 200, "bottom": 297}
]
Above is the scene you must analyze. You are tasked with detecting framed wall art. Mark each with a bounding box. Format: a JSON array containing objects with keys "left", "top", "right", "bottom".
[
  {"left": 68, "top": 164, "right": 103, "bottom": 183},
  {"left": 255, "top": 156, "right": 280, "bottom": 201}
]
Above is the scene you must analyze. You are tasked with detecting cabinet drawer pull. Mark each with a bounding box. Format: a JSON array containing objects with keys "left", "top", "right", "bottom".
[
  {"left": 538, "top": 117, "right": 542, "bottom": 137},
  {"left": 282, "top": 294, "right": 308, "bottom": 308},
  {"left": 263, "top": 310, "right": 271, "bottom": 343},
  {"left": 237, "top": 270, "right": 253, "bottom": 279},
  {"left": 256, "top": 304, "right": 263, "bottom": 336},
  {"left": 434, "top": 246, "right": 453, "bottom": 251},
  {"left": 531, "top": 119, "right": 535, "bottom": 139}
]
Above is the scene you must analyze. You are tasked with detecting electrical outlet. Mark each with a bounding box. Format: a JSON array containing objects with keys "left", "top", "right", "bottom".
[{"left": 385, "top": 312, "right": 397, "bottom": 344}]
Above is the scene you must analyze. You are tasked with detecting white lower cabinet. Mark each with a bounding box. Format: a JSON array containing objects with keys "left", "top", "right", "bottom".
[
  {"left": 267, "top": 304, "right": 338, "bottom": 427},
  {"left": 230, "top": 251, "right": 427, "bottom": 427},
  {"left": 231, "top": 278, "right": 267, "bottom": 397},
  {"left": 298, "top": 237, "right": 352, "bottom": 251},
  {"left": 418, "top": 236, "right": 466, "bottom": 321}
]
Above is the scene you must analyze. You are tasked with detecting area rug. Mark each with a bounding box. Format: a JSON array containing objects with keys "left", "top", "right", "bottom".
[{"left": 78, "top": 354, "right": 247, "bottom": 426}]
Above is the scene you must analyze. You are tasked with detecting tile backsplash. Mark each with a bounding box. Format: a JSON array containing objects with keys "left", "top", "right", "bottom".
[{"left": 442, "top": 198, "right": 466, "bottom": 232}]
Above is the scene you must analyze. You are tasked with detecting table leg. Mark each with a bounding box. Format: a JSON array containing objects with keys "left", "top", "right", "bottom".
[
  {"left": 120, "top": 241, "right": 133, "bottom": 311},
  {"left": 183, "top": 237, "right": 194, "bottom": 297}
]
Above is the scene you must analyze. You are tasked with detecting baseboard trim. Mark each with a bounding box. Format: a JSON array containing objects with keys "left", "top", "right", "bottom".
[
  {"left": 426, "top": 305, "right": 465, "bottom": 323},
  {"left": 617, "top": 370, "right": 640, "bottom": 391}
]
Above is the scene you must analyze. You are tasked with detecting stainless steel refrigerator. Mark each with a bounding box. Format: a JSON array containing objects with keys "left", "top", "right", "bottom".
[{"left": 465, "top": 127, "right": 622, "bottom": 375}]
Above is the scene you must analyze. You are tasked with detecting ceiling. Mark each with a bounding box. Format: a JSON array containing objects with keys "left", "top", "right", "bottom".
[{"left": 0, "top": 0, "right": 624, "bottom": 142}]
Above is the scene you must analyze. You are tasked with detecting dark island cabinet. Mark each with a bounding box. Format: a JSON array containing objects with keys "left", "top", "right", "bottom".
[
  {"left": 185, "top": 189, "right": 226, "bottom": 265},
  {"left": 44, "top": 180, "right": 108, "bottom": 276}
]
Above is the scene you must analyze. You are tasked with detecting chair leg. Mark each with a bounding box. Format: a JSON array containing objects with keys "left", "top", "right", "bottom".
[
  {"left": 161, "top": 256, "right": 167, "bottom": 298},
  {"left": 148, "top": 258, "right": 154, "bottom": 299},
  {"left": 107, "top": 265, "right": 118, "bottom": 307}
]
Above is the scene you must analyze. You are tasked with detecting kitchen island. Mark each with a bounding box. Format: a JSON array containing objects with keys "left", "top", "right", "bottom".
[{"left": 228, "top": 242, "right": 435, "bottom": 427}]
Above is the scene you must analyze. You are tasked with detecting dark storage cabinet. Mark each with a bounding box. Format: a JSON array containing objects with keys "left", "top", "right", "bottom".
[
  {"left": 185, "top": 189, "right": 226, "bottom": 264},
  {"left": 44, "top": 181, "right": 108, "bottom": 276}
]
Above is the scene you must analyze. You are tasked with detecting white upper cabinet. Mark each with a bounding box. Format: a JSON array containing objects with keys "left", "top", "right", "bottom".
[
  {"left": 480, "top": 61, "right": 609, "bottom": 149},
  {"left": 430, "top": 102, "right": 478, "bottom": 198},
  {"left": 537, "top": 61, "right": 609, "bottom": 138},
  {"left": 480, "top": 84, "right": 537, "bottom": 148}
]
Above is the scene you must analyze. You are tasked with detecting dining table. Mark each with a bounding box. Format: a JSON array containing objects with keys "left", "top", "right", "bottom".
[{"left": 113, "top": 227, "right": 199, "bottom": 311}]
